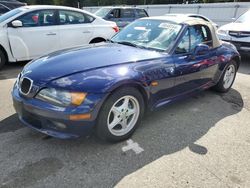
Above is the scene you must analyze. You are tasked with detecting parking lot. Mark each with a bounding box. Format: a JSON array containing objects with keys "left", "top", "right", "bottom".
[{"left": 0, "top": 57, "right": 249, "bottom": 188}]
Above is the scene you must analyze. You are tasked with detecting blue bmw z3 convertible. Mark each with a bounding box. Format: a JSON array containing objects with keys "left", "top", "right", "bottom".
[{"left": 12, "top": 16, "right": 240, "bottom": 142}]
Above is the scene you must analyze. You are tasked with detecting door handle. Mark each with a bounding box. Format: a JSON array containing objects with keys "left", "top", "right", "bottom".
[
  {"left": 82, "top": 31, "right": 91, "bottom": 34},
  {"left": 46, "top": 32, "right": 57, "bottom": 36}
]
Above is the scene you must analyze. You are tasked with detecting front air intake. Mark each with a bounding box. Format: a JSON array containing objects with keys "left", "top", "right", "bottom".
[{"left": 20, "top": 77, "right": 32, "bottom": 95}]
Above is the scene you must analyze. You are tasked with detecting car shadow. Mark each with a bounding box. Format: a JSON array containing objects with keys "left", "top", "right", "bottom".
[
  {"left": 238, "top": 55, "right": 250, "bottom": 75},
  {"left": 0, "top": 114, "right": 24, "bottom": 134},
  {"left": 0, "top": 88, "right": 243, "bottom": 187}
]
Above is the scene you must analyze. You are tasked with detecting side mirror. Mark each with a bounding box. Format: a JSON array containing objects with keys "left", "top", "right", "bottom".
[
  {"left": 194, "top": 44, "right": 209, "bottom": 56},
  {"left": 11, "top": 20, "right": 23, "bottom": 27},
  {"left": 232, "top": 17, "right": 236, "bottom": 22}
]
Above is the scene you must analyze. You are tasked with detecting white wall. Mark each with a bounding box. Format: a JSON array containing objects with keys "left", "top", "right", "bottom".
[{"left": 83, "top": 2, "right": 250, "bottom": 26}]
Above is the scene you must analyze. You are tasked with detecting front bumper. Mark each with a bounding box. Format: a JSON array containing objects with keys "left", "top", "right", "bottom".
[
  {"left": 224, "top": 40, "right": 250, "bottom": 53},
  {"left": 12, "top": 86, "right": 106, "bottom": 139},
  {"left": 218, "top": 34, "right": 250, "bottom": 53}
]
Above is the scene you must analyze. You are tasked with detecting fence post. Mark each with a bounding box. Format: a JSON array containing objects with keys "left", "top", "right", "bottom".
[
  {"left": 197, "top": 5, "right": 201, "bottom": 14},
  {"left": 234, "top": 4, "right": 240, "bottom": 19}
]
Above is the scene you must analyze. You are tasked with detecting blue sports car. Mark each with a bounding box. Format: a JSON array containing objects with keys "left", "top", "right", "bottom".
[{"left": 12, "top": 16, "right": 240, "bottom": 142}]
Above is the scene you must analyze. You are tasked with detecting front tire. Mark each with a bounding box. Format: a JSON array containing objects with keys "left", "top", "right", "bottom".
[
  {"left": 0, "top": 50, "right": 7, "bottom": 70},
  {"left": 213, "top": 60, "right": 237, "bottom": 93},
  {"left": 95, "top": 87, "right": 145, "bottom": 142}
]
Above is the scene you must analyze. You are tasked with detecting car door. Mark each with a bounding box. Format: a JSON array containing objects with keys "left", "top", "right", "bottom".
[
  {"left": 172, "top": 25, "right": 219, "bottom": 95},
  {"left": 108, "top": 9, "right": 135, "bottom": 29},
  {"left": 57, "top": 10, "right": 95, "bottom": 49},
  {"left": 7, "top": 9, "right": 59, "bottom": 61},
  {"left": 107, "top": 9, "right": 121, "bottom": 27},
  {"left": 119, "top": 9, "right": 136, "bottom": 28}
]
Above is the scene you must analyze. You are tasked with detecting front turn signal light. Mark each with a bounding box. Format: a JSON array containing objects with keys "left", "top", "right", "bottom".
[
  {"left": 69, "top": 113, "right": 91, "bottom": 121},
  {"left": 71, "top": 92, "right": 87, "bottom": 106}
]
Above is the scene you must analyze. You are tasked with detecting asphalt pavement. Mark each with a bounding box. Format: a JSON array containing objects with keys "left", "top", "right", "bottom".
[{"left": 0, "top": 58, "right": 249, "bottom": 188}]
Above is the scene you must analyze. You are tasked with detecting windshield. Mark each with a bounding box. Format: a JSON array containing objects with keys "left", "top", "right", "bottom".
[
  {"left": 0, "top": 8, "right": 23, "bottom": 23},
  {"left": 111, "top": 19, "right": 182, "bottom": 52},
  {"left": 235, "top": 10, "right": 250, "bottom": 23},
  {"left": 95, "top": 8, "right": 111, "bottom": 18}
]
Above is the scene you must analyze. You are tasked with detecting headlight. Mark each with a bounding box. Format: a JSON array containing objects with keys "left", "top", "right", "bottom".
[
  {"left": 36, "top": 88, "right": 87, "bottom": 106},
  {"left": 217, "top": 29, "right": 228, "bottom": 35},
  {"left": 15, "top": 73, "right": 21, "bottom": 87}
]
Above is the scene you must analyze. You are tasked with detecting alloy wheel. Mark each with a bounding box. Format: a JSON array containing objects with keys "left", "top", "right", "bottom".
[
  {"left": 223, "top": 64, "right": 236, "bottom": 89},
  {"left": 107, "top": 95, "right": 140, "bottom": 136}
]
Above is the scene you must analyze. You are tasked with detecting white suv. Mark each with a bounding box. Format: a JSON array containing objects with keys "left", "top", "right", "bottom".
[
  {"left": 0, "top": 5, "right": 119, "bottom": 69},
  {"left": 217, "top": 10, "right": 250, "bottom": 54}
]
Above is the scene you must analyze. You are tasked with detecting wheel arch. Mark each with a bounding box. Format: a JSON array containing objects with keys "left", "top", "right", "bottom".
[
  {"left": 232, "top": 55, "right": 240, "bottom": 70},
  {"left": 113, "top": 83, "right": 149, "bottom": 107},
  {"left": 100, "top": 80, "right": 150, "bottom": 113},
  {"left": 89, "top": 37, "right": 106, "bottom": 44},
  {"left": 0, "top": 44, "right": 8, "bottom": 62}
]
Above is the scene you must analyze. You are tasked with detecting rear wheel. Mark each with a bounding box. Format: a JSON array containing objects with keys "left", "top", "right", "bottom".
[
  {"left": 95, "top": 87, "right": 145, "bottom": 142},
  {"left": 0, "top": 50, "right": 7, "bottom": 70},
  {"left": 213, "top": 60, "right": 237, "bottom": 93}
]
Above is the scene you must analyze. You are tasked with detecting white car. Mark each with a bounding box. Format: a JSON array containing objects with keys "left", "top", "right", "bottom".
[
  {"left": 217, "top": 9, "right": 250, "bottom": 54},
  {"left": 0, "top": 5, "right": 119, "bottom": 69},
  {"left": 164, "top": 13, "right": 218, "bottom": 29}
]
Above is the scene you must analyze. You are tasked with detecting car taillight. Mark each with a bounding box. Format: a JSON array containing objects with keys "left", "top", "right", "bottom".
[{"left": 112, "top": 26, "right": 119, "bottom": 33}]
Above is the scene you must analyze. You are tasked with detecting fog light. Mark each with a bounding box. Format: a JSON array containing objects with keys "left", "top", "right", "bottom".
[
  {"left": 53, "top": 121, "right": 66, "bottom": 129},
  {"left": 69, "top": 113, "right": 91, "bottom": 121}
]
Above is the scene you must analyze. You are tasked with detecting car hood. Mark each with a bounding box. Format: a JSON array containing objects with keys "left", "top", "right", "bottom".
[
  {"left": 22, "top": 43, "right": 165, "bottom": 85},
  {"left": 219, "top": 22, "right": 250, "bottom": 32}
]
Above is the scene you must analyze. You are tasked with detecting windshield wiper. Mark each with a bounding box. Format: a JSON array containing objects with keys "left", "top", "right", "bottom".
[
  {"left": 112, "top": 40, "right": 160, "bottom": 51},
  {"left": 107, "top": 40, "right": 139, "bottom": 48},
  {"left": 116, "top": 41, "right": 138, "bottom": 48},
  {"left": 106, "top": 39, "right": 114, "bottom": 43}
]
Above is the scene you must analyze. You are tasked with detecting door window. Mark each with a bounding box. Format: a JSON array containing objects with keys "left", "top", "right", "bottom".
[
  {"left": 175, "top": 28, "right": 190, "bottom": 54},
  {"left": 136, "top": 9, "right": 148, "bottom": 18},
  {"left": 200, "top": 25, "right": 212, "bottom": 47},
  {"left": 0, "top": 5, "right": 9, "bottom": 15},
  {"left": 59, "top": 10, "right": 94, "bottom": 25},
  {"left": 120, "top": 9, "right": 135, "bottom": 18},
  {"left": 175, "top": 25, "right": 212, "bottom": 54},
  {"left": 109, "top": 9, "right": 120, "bottom": 18},
  {"left": 190, "top": 25, "right": 212, "bottom": 50},
  {"left": 18, "top": 10, "right": 56, "bottom": 27}
]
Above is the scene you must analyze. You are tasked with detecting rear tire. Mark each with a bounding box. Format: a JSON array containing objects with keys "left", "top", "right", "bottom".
[
  {"left": 95, "top": 87, "right": 145, "bottom": 142},
  {"left": 213, "top": 60, "right": 237, "bottom": 93},
  {"left": 0, "top": 50, "right": 7, "bottom": 70}
]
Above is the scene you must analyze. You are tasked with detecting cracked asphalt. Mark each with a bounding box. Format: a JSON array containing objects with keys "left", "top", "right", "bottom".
[{"left": 0, "top": 57, "right": 250, "bottom": 188}]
